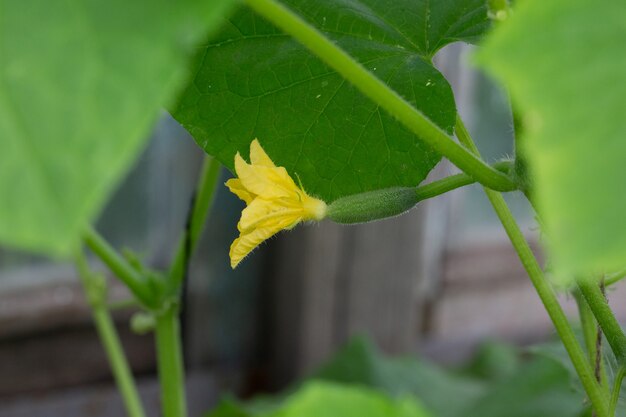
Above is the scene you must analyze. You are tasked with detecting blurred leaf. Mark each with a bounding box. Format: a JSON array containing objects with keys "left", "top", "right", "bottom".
[
  {"left": 460, "top": 341, "right": 521, "bottom": 381},
  {"left": 207, "top": 399, "right": 253, "bottom": 417},
  {"left": 314, "top": 337, "right": 486, "bottom": 417},
  {"left": 464, "top": 357, "right": 586, "bottom": 417},
  {"left": 207, "top": 382, "right": 431, "bottom": 417},
  {"left": 173, "top": 0, "right": 492, "bottom": 202},
  {"left": 477, "top": 0, "right": 626, "bottom": 280},
  {"left": 528, "top": 342, "right": 579, "bottom": 387},
  {"left": 0, "top": 0, "right": 235, "bottom": 255},
  {"left": 267, "top": 381, "right": 432, "bottom": 417},
  {"left": 207, "top": 337, "right": 598, "bottom": 417},
  {"left": 531, "top": 337, "right": 626, "bottom": 417}
]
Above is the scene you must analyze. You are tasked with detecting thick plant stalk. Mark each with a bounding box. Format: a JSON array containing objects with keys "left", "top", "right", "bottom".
[
  {"left": 84, "top": 157, "right": 222, "bottom": 417},
  {"left": 485, "top": 191, "right": 609, "bottom": 417},
  {"left": 156, "top": 156, "right": 221, "bottom": 417},
  {"left": 574, "top": 291, "right": 610, "bottom": 392},
  {"left": 156, "top": 306, "right": 187, "bottom": 417},
  {"left": 75, "top": 251, "right": 147, "bottom": 417},
  {"left": 455, "top": 116, "right": 610, "bottom": 417},
  {"left": 577, "top": 278, "right": 626, "bottom": 363}
]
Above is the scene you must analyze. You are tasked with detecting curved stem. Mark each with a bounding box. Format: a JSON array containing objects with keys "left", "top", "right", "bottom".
[
  {"left": 244, "top": 0, "right": 516, "bottom": 192},
  {"left": 486, "top": 191, "right": 609, "bottom": 417},
  {"left": 578, "top": 278, "right": 626, "bottom": 363},
  {"left": 84, "top": 226, "right": 154, "bottom": 307},
  {"left": 75, "top": 251, "right": 146, "bottom": 417},
  {"left": 156, "top": 305, "right": 187, "bottom": 417},
  {"left": 575, "top": 291, "right": 599, "bottom": 366},
  {"left": 575, "top": 290, "right": 610, "bottom": 392},
  {"left": 156, "top": 157, "right": 220, "bottom": 417},
  {"left": 168, "top": 157, "right": 221, "bottom": 292},
  {"left": 415, "top": 160, "right": 513, "bottom": 200},
  {"left": 456, "top": 116, "right": 610, "bottom": 417},
  {"left": 606, "top": 268, "right": 626, "bottom": 287},
  {"left": 610, "top": 366, "right": 626, "bottom": 417}
]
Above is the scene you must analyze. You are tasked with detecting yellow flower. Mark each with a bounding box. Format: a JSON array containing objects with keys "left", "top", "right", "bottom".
[{"left": 226, "top": 139, "right": 327, "bottom": 268}]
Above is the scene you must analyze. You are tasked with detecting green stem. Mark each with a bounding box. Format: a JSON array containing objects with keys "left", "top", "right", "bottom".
[
  {"left": 244, "top": 0, "right": 516, "bottom": 192},
  {"left": 606, "top": 268, "right": 626, "bottom": 287},
  {"left": 168, "top": 156, "right": 221, "bottom": 292},
  {"left": 415, "top": 160, "right": 514, "bottom": 201},
  {"left": 610, "top": 366, "right": 626, "bottom": 416},
  {"left": 75, "top": 251, "right": 146, "bottom": 417},
  {"left": 456, "top": 117, "right": 610, "bottom": 417},
  {"left": 155, "top": 305, "right": 187, "bottom": 417},
  {"left": 486, "top": 191, "right": 609, "bottom": 417},
  {"left": 84, "top": 226, "right": 154, "bottom": 307},
  {"left": 574, "top": 290, "right": 598, "bottom": 366},
  {"left": 574, "top": 290, "right": 610, "bottom": 392},
  {"left": 578, "top": 278, "right": 626, "bottom": 362}
]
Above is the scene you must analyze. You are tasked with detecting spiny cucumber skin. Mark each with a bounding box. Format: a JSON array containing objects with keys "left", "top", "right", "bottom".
[{"left": 326, "top": 187, "right": 419, "bottom": 224}]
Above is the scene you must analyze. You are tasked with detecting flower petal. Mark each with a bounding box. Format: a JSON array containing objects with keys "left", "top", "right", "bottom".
[
  {"left": 225, "top": 178, "right": 255, "bottom": 204},
  {"left": 238, "top": 197, "right": 302, "bottom": 232},
  {"left": 230, "top": 215, "right": 299, "bottom": 268},
  {"left": 249, "top": 139, "right": 276, "bottom": 167},
  {"left": 235, "top": 152, "right": 298, "bottom": 199}
]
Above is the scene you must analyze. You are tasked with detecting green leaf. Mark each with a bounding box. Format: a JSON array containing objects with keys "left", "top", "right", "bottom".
[
  {"left": 206, "top": 399, "right": 253, "bottom": 417},
  {"left": 173, "top": 0, "right": 491, "bottom": 202},
  {"left": 476, "top": 0, "right": 626, "bottom": 279},
  {"left": 314, "top": 337, "right": 486, "bottom": 417},
  {"left": 206, "top": 382, "right": 431, "bottom": 417},
  {"left": 0, "top": 0, "right": 235, "bottom": 256},
  {"left": 464, "top": 357, "right": 586, "bottom": 417},
  {"left": 460, "top": 341, "right": 521, "bottom": 382},
  {"left": 267, "top": 381, "right": 432, "bottom": 417}
]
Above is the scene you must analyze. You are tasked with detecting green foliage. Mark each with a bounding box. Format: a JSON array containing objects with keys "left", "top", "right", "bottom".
[
  {"left": 459, "top": 341, "right": 520, "bottom": 381},
  {"left": 313, "top": 337, "right": 486, "bottom": 417},
  {"left": 173, "top": 0, "right": 492, "bottom": 202},
  {"left": 207, "top": 337, "right": 589, "bottom": 417},
  {"left": 207, "top": 381, "right": 432, "bottom": 417},
  {"left": 0, "top": 0, "right": 234, "bottom": 256},
  {"left": 463, "top": 357, "right": 586, "bottom": 417},
  {"left": 532, "top": 338, "right": 626, "bottom": 416},
  {"left": 477, "top": 0, "right": 626, "bottom": 280}
]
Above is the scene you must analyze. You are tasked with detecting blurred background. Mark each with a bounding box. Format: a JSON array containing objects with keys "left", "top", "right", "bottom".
[{"left": 0, "top": 44, "right": 623, "bottom": 416}]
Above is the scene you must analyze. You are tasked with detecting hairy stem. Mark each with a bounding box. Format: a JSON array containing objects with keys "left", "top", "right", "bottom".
[
  {"left": 456, "top": 116, "right": 610, "bottom": 417},
  {"left": 84, "top": 226, "right": 154, "bottom": 307},
  {"left": 415, "top": 160, "right": 513, "bottom": 201},
  {"left": 575, "top": 290, "right": 610, "bottom": 395},
  {"left": 610, "top": 366, "right": 626, "bottom": 417},
  {"left": 578, "top": 278, "right": 626, "bottom": 363},
  {"left": 156, "top": 305, "right": 187, "bottom": 417},
  {"left": 606, "top": 268, "right": 626, "bottom": 287},
  {"left": 156, "top": 157, "right": 221, "bottom": 417},
  {"left": 244, "top": 0, "right": 516, "bottom": 192},
  {"left": 168, "top": 157, "right": 221, "bottom": 293},
  {"left": 75, "top": 251, "right": 146, "bottom": 417}
]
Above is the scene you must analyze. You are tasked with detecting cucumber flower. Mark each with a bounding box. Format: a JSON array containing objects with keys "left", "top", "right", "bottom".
[{"left": 226, "top": 139, "right": 327, "bottom": 268}]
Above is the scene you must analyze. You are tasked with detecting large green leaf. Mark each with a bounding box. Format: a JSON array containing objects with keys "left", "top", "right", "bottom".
[
  {"left": 173, "top": 0, "right": 491, "bottom": 202},
  {"left": 268, "top": 381, "right": 431, "bottom": 417},
  {"left": 0, "top": 0, "right": 235, "bottom": 256},
  {"left": 477, "top": 0, "right": 626, "bottom": 279},
  {"left": 464, "top": 357, "right": 585, "bottom": 417},
  {"left": 206, "top": 382, "right": 431, "bottom": 417},
  {"left": 314, "top": 337, "right": 486, "bottom": 417}
]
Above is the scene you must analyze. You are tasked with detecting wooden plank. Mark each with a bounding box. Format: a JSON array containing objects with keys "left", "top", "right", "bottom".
[
  {"left": 268, "top": 203, "right": 443, "bottom": 384},
  {"left": 0, "top": 371, "right": 218, "bottom": 417}
]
